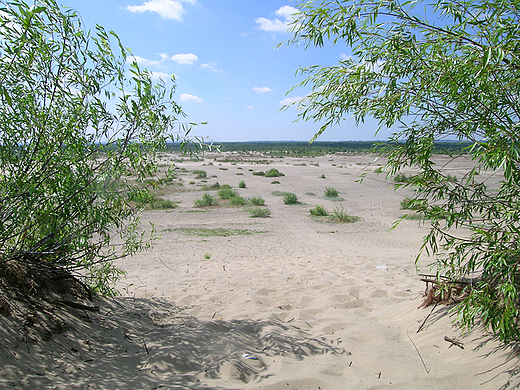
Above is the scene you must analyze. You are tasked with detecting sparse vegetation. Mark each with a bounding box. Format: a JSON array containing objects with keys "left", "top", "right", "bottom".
[
  {"left": 177, "top": 228, "right": 268, "bottom": 237},
  {"left": 265, "top": 168, "right": 285, "bottom": 177},
  {"left": 193, "top": 170, "right": 207, "bottom": 179},
  {"left": 310, "top": 205, "right": 328, "bottom": 216},
  {"left": 283, "top": 193, "right": 300, "bottom": 205},
  {"left": 218, "top": 187, "right": 239, "bottom": 199},
  {"left": 324, "top": 187, "right": 339, "bottom": 198},
  {"left": 248, "top": 207, "right": 271, "bottom": 218},
  {"left": 229, "top": 196, "right": 246, "bottom": 206},
  {"left": 331, "top": 206, "right": 361, "bottom": 223},
  {"left": 238, "top": 180, "right": 246, "bottom": 188},
  {"left": 250, "top": 197, "right": 266, "bottom": 206},
  {"left": 194, "top": 193, "right": 218, "bottom": 208}
]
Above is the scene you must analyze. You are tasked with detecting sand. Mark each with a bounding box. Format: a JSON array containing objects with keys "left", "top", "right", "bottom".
[{"left": 1, "top": 152, "right": 519, "bottom": 389}]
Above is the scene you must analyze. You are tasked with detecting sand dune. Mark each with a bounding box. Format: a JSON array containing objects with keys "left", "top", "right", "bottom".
[{"left": 1, "top": 153, "right": 518, "bottom": 389}]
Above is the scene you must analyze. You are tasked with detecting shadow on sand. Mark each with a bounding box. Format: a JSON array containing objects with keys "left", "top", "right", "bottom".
[{"left": 1, "top": 296, "right": 345, "bottom": 389}]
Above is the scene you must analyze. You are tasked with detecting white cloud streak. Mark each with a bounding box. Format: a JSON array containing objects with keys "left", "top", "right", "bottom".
[
  {"left": 171, "top": 53, "right": 198, "bottom": 64},
  {"left": 255, "top": 5, "right": 298, "bottom": 33},
  {"left": 253, "top": 86, "right": 273, "bottom": 93},
  {"left": 127, "top": 0, "right": 197, "bottom": 21},
  {"left": 280, "top": 96, "right": 304, "bottom": 106},
  {"left": 128, "top": 53, "right": 169, "bottom": 66},
  {"left": 150, "top": 71, "right": 174, "bottom": 81},
  {"left": 180, "top": 93, "right": 203, "bottom": 103}
]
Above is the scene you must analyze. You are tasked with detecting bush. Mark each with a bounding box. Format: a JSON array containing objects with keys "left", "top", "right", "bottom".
[
  {"left": 238, "top": 180, "right": 246, "bottom": 188},
  {"left": 249, "top": 207, "right": 271, "bottom": 218},
  {"left": 324, "top": 187, "right": 339, "bottom": 198},
  {"left": 0, "top": 0, "right": 196, "bottom": 295},
  {"left": 265, "top": 168, "right": 285, "bottom": 177},
  {"left": 218, "top": 187, "right": 239, "bottom": 199},
  {"left": 250, "top": 197, "right": 266, "bottom": 206},
  {"left": 229, "top": 196, "right": 246, "bottom": 206},
  {"left": 286, "top": 0, "right": 520, "bottom": 341},
  {"left": 252, "top": 171, "right": 265, "bottom": 176},
  {"left": 193, "top": 170, "right": 207, "bottom": 179},
  {"left": 271, "top": 180, "right": 281, "bottom": 184},
  {"left": 310, "top": 205, "right": 328, "bottom": 216},
  {"left": 283, "top": 193, "right": 299, "bottom": 205},
  {"left": 194, "top": 193, "right": 218, "bottom": 208},
  {"left": 393, "top": 173, "right": 409, "bottom": 183},
  {"left": 332, "top": 206, "right": 360, "bottom": 223}
]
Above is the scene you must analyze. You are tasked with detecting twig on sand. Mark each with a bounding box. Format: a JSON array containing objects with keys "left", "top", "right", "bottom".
[
  {"left": 407, "top": 333, "right": 430, "bottom": 374},
  {"left": 158, "top": 257, "right": 170, "bottom": 269},
  {"left": 417, "top": 301, "right": 439, "bottom": 333},
  {"left": 444, "top": 336, "right": 464, "bottom": 349},
  {"left": 143, "top": 337, "right": 149, "bottom": 354}
]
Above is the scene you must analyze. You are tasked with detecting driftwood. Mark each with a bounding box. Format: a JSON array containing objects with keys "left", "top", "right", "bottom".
[
  {"left": 444, "top": 336, "right": 464, "bottom": 349},
  {"left": 419, "top": 274, "right": 473, "bottom": 308}
]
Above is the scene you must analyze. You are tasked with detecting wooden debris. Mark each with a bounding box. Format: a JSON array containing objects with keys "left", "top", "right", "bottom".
[{"left": 444, "top": 336, "right": 464, "bottom": 349}]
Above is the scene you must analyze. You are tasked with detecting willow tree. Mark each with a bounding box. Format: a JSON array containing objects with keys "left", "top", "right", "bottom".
[
  {"left": 0, "top": 0, "right": 193, "bottom": 295},
  {"left": 284, "top": 0, "right": 520, "bottom": 342}
]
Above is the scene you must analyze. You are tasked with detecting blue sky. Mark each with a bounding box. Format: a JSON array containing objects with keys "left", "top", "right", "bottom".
[{"left": 64, "top": 0, "right": 389, "bottom": 142}]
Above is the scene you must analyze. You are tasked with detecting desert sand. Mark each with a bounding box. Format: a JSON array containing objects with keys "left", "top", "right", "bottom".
[{"left": 1, "top": 152, "right": 519, "bottom": 389}]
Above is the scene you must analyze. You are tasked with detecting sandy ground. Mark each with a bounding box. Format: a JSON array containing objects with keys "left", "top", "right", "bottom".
[{"left": 1, "top": 152, "right": 519, "bottom": 389}]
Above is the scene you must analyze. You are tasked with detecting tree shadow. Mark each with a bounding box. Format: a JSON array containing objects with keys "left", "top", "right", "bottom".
[
  {"left": 417, "top": 303, "right": 520, "bottom": 390},
  {"left": 1, "top": 296, "right": 345, "bottom": 389}
]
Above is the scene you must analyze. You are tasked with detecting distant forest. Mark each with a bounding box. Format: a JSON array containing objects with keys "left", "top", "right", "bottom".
[{"left": 165, "top": 140, "right": 473, "bottom": 157}]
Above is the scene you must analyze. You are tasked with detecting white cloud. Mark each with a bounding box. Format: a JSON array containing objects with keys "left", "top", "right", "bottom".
[
  {"left": 255, "top": 5, "right": 298, "bottom": 33},
  {"left": 127, "top": 0, "right": 196, "bottom": 20},
  {"left": 200, "top": 61, "right": 221, "bottom": 72},
  {"left": 253, "top": 86, "right": 273, "bottom": 93},
  {"left": 246, "top": 106, "right": 254, "bottom": 110},
  {"left": 151, "top": 71, "right": 174, "bottom": 81},
  {"left": 128, "top": 53, "right": 169, "bottom": 66},
  {"left": 171, "top": 53, "right": 198, "bottom": 65},
  {"left": 280, "top": 96, "right": 304, "bottom": 106},
  {"left": 180, "top": 93, "right": 203, "bottom": 103},
  {"left": 340, "top": 53, "right": 354, "bottom": 61}
]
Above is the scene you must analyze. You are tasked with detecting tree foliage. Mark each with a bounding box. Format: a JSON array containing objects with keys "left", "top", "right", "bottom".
[
  {"left": 285, "top": 0, "right": 520, "bottom": 342},
  {"left": 0, "top": 0, "right": 193, "bottom": 295}
]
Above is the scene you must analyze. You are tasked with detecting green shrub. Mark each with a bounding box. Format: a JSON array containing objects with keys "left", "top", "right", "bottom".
[
  {"left": 319, "top": 174, "right": 326, "bottom": 178},
  {"left": 249, "top": 207, "right": 271, "bottom": 218},
  {"left": 252, "top": 171, "right": 265, "bottom": 176},
  {"left": 271, "top": 180, "right": 281, "bottom": 184},
  {"left": 238, "top": 180, "right": 246, "bottom": 188},
  {"left": 324, "top": 187, "right": 339, "bottom": 198},
  {"left": 332, "top": 206, "right": 360, "bottom": 223},
  {"left": 310, "top": 205, "right": 328, "bottom": 216},
  {"left": 250, "top": 197, "right": 265, "bottom": 206},
  {"left": 193, "top": 170, "right": 207, "bottom": 179},
  {"left": 218, "top": 187, "right": 239, "bottom": 199},
  {"left": 265, "top": 168, "right": 285, "bottom": 177},
  {"left": 149, "top": 198, "right": 177, "bottom": 210},
  {"left": 283, "top": 193, "right": 299, "bottom": 205},
  {"left": 229, "top": 196, "right": 246, "bottom": 206},
  {"left": 209, "top": 182, "right": 221, "bottom": 190},
  {"left": 393, "top": 173, "right": 409, "bottom": 183},
  {"left": 194, "top": 193, "right": 217, "bottom": 207}
]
